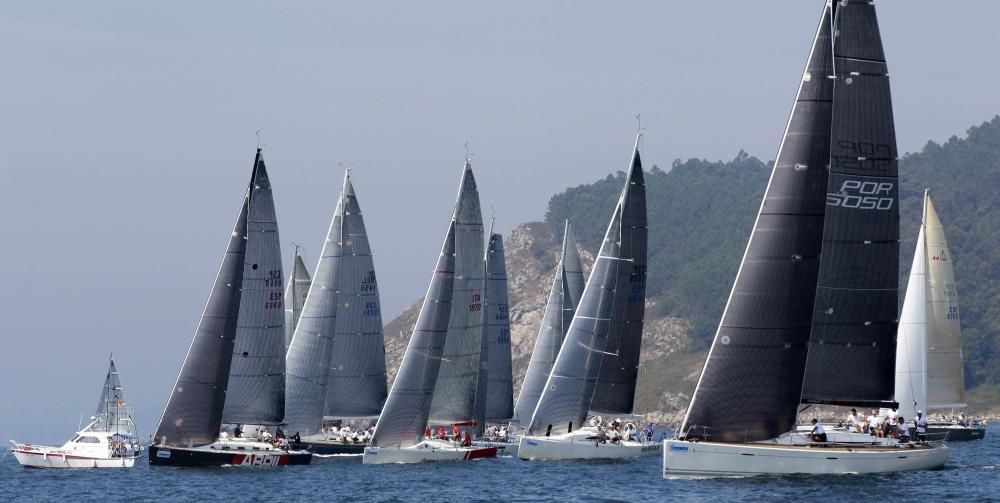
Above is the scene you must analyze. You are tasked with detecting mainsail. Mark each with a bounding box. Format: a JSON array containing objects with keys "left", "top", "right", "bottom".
[
  {"left": 895, "top": 192, "right": 966, "bottom": 417},
  {"left": 923, "top": 194, "right": 966, "bottom": 410},
  {"left": 93, "top": 357, "right": 134, "bottom": 436},
  {"left": 284, "top": 248, "right": 312, "bottom": 351},
  {"left": 428, "top": 162, "right": 485, "bottom": 424},
  {"left": 512, "top": 221, "right": 585, "bottom": 427},
  {"left": 526, "top": 138, "right": 643, "bottom": 436},
  {"left": 590, "top": 146, "right": 647, "bottom": 415},
  {"left": 800, "top": 0, "right": 899, "bottom": 406},
  {"left": 223, "top": 150, "right": 286, "bottom": 425},
  {"left": 154, "top": 176, "right": 250, "bottom": 448},
  {"left": 483, "top": 230, "right": 514, "bottom": 421},
  {"left": 370, "top": 223, "right": 456, "bottom": 448},
  {"left": 284, "top": 187, "right": 346, "bottom": 436},
  {"left": 681, "top": 3, "right": 835, "bottom": 442},
  {"left": 324, "top": 172, "right": 389, "bottom": 418}
]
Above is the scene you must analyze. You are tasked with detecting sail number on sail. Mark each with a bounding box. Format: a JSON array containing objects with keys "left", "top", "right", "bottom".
[
  {"left": 470, "top": 293, "right": 482, "bottom": 312},
  {"left": 826, "top": 180, "right": 894, "bottom": 210}
]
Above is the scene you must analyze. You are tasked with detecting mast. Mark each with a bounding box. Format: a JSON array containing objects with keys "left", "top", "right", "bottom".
[
  {"left": 154, "top": 166, "right": 251, "bottom": 448},
  {"left": 680, "top": 2, "right": 835, "bottom": 442},
  {"left": 223, "top": 148, "right": 287, "bottom": 425},
  {"left": 923, "top": 192, "right": 966, "bottom": 410},
  {"left": 324, "top": 170, "right": 389, "bottom": 419},
  {"left": 526, "top": 136, "right": 643, "bottom": 436},
  {"left": 511, "top": 221, "right": 584, "bottom": 427},
  {"left": 590, "top": 133, "right": 648, "bottom": 415},
  {"left": 800, "top": 0, "right": 900, "bottom": 407},
  {"left": 428, "top": 160, "right": 486, "bottom": 424}
]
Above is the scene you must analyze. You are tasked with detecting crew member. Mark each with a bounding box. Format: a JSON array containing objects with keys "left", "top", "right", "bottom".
[{"left": 810, "top": 419, "right": 827, "bottom": 443}]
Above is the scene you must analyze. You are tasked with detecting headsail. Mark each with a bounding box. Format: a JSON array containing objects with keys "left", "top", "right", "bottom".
[
  {"left": 223, "top": 150, "right": 286, "bottom": 425},
  {"left": 284, "top": 248, "right": 312, "bottom": 351},
  {"left": 680, "top": 2, "right": 834, "bottom": 442},
  {"left": 512, "top": 221, "right": 585, "bottom": 426},
  {"left": 284, "top": 190, "right": 345, "bottom": 436},
  {"left": 483, "top": 230, "right": 514, "bottom": 421},
  {"left": 324, "top": 172, "right": 389, "bottom": 418},
  {"left": 894, "top": 217, "right": 927, "bottom": 418},
  {"left": 590, "top": 143, "right": 647, "bottom": 415},
  {"left": 154, "top": 178, "right": 249, "bottom": 448},
  {"left": 370, "top": 223, "right": 456, "bottom": 448},
  {"left": 526, "top": 137, "right": 643, "bottom": 437},
  {"left": 428, "top": 162, "right": 486, "bottom": 424},
  {"left": 800, "top": 0, "right": 899, "bottom": 407}
]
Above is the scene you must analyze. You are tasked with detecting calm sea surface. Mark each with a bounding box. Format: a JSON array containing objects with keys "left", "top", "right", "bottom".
[{"left": 3, "top": 425, "right": 998, "bottom": 502}]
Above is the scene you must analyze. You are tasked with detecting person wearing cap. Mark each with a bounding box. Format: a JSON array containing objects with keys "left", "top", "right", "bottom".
[
  {"left": 810, "top": 419, "right": 828, "bottom": 443},
  {"left": 915, "top": 411, "right": 929, "bottom": 442}
]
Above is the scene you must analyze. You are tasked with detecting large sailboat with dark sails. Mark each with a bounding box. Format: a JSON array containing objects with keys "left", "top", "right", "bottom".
[
  {"left": 149, "top": 147, "right": 311, "bottom": 467},
  {"left": 363, "top": 158, "right": 498, "bottom": 464},
  {"left": 663, "top": 0, "right": 948, "bottom": 477},
  {"left": 518, "top": 133, "right": 654, "bottom": 461},
  {"left": 285, "top": 169, "right": 389, "bottom": 455}
]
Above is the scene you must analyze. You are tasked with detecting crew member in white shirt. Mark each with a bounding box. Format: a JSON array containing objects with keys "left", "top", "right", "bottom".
[{"left": 810, "top": 419, "right": 827, "bottom": 443}]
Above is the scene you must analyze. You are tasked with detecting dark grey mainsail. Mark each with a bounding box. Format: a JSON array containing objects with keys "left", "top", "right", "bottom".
[
  {"left": 429, "top": 162, "right": 485, "bottom": 424},
  {"left": 483, "top": 231, "right": 513, "bottom": 421},
  {"left": 284, "top": 248, "right": 312, "bottom": 351},
  {"left": 324, "top": 172, "right": 389, "bottom": 418},
  {"left": 680, "top": 2, "right": 834, "bottom": 443},
  {"left": 154, "top": 184, "right": 249, "bottom": 448},
  {"left": 800, "top": 0, "right": 899, "bottom": 406},
  {"left": 94, "top": 357, "right": 134, "bottom": 436},
  {"left": 512, "top": 221, "right": 585, "bottom": 427},
  {"left": 526, "top": 139, "right": 643, "bottom": 437},
  {"left": 370, "top": 223, "right": 456, "bottom": 448},
  {"left": 284, "top": 192, "right": 345, "bottom": 436},
  {"left": 223, "top": 150, "right": 286, "bottom": 425},
  {"left": 590, "top": 146, "right": 647, "bottom": 415}
]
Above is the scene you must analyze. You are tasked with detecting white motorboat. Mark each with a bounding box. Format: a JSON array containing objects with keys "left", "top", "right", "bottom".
[{"left": 10, "top": 421, "right": 140, "bottom": 469}]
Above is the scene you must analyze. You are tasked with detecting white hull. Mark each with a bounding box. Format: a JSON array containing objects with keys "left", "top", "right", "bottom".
[
  {"left": 11, "top": 445, "right": 137, "bottom": 469},
  {"left": 518, "top": 428, "right": 661, "bottom": 461},
  {"left": 362, "top": 439, "right": 497, "bottom": 465},
  {"left": 663, "top": 439, "right": 949, "bottom": 478}
]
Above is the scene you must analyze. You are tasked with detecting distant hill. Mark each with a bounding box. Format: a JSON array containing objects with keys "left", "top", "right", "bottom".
[{"left": 383, "top": 116, "right": 1000, "bottom": 419}]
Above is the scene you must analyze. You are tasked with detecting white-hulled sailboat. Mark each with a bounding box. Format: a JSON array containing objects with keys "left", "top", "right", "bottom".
[
  {"left": 149, "top": 147, "right": 311, "bottom": 467},
  {"left": 10, "top": 356, "right": 141, "bottom": 469},
  {"left": 663, "top": 0, "right": 948, "bottom": 477},
  {"left": 518, "top": 133, "right": 656, "bottom": 461},
  {"left": 894, "top": 191, "right": 986, "bottom": 441},
  {"left": 363, "top": 158, "right": 497, "bottom": 464},
  {"left": 285, "top": 170, "right": 389, "bottom": 456}
]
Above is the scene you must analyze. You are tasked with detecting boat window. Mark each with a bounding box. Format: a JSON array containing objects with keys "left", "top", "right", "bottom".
[
  {"left": 78, "top": 436, "right": 101, "bottom": 444},
  {"left": 71, "top": 436, "right": 82, "bottom": 442}
]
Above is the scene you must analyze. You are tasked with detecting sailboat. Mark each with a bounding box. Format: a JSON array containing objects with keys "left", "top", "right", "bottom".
[
  {"left": 11, "top": 356, "right": 141, "bottom": 468},
  {"left": 149, "top": 147, "right": 311, "bottom": 467},
  {"left": 285, "top": 170, "right": 389, "bottom": 455},
  {"left": 512, "top": 221, "right": 585, "bottom": 430},
  {"left": 363, "top": 159, "right": 498, "bottom": 464},
  {"left": 663, "top": 0, "right": 948, "bottom": 477},
  {"left": 894, "top": 191, "right": 986, "bottom": 441},
  {"left": 284, "top": 246, "right": 312, "bottom": 352},
  {"left": 518, "top": 133, "right": 654, "bottom": 461}
]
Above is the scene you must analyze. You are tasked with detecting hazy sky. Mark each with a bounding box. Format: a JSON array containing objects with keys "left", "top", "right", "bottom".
[{"left": 2, "top": 1, "right": 998, "bottom": 442}]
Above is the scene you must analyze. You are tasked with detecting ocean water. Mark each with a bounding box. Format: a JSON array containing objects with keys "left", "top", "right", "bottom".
[{"left": 3, "top": 425, "right": 998, "bottom": 502}]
